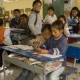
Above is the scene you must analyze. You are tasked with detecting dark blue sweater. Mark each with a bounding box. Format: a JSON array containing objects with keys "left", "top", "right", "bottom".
[{"left": 40, "top": 35, "right": 68, "bottom": 66}]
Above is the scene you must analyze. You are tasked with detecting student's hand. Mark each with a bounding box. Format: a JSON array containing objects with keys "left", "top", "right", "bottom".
[
  {"left": 35, "top": 48, "right": 48, "bottom": 54},
  {"left": 33, "top": 41, "right": 40, "bottom": 48}
]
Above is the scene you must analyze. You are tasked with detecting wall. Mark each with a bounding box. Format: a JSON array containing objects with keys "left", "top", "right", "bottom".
[
  {"left": 74, "top": 0, "right": 80, "bottom": 9},
  {"left": 1, "top": 0, "right": 43, "bottom": 18}
]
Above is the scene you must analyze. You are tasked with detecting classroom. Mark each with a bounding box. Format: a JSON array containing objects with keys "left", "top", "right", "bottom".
[{"left": 0, "top": 0, "right": 80, "bottom": 80}]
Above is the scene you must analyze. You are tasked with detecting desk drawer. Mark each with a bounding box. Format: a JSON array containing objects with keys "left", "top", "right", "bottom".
[{"left": 66, "top": 46, "right": 80, "bottom": 59}]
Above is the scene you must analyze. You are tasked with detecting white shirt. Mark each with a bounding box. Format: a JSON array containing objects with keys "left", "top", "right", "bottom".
[
  {"left": 3, "top": 28, "right": 12, "bottom": 45},
  {"left": 28, "top": 11, "right": 42, "bottom": 36},
  {"left": 43, "top": 14, "right": 57, "bottom": 24}
]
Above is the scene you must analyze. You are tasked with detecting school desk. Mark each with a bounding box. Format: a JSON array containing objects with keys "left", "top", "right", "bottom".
[{"left": 0, "top": 46, "right": 65, "bottom": 80}]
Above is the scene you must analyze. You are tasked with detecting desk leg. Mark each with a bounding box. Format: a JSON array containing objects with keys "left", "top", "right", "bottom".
[
  {"left": 73, "top": 59, "right": 76, "bottom": 67},
  {"left": 2, "top": 50, "right": 6, "bottom": 80}
]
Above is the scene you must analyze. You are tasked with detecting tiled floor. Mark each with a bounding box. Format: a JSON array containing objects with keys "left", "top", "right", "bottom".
[{"left": 0, "top": 62, "right": 80, "bottom": 80}]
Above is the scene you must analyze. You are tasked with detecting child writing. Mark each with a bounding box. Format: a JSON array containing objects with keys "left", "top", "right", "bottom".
[
  {"left": 58, "top": 15, "right": 70, "bottom": 35},
  {"left": 67, "top": 7, "right": 79, "bottom": 26},
  {"left": 28, "top": 24, "right": 51, "bottom": 47},
  {"left": 43, "top": 6, "right": 57, "bottom": 24},
  {"left": 35, "top": 20, "right": 68, "bottom": 80},
  {"left": 9, "top": 9, "right": 21, "bottom": 28},
  {"left": 0, "top": 18, "right": 12, "bottom": 69}
]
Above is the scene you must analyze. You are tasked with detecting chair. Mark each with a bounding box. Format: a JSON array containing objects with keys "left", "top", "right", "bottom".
[
  {"left": 20, "top": 9, "right": 24, "bottom": 14},
  {"left": 25, "top": 8, "right": 31, "bottom": 16}
]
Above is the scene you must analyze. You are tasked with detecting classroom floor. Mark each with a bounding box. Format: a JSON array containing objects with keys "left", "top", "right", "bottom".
[{"left": 0, "top": 62, "right": 80, "bottom": 80}]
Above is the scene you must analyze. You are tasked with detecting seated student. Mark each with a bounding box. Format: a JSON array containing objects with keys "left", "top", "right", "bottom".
[
  {"left": 73, "top": 11, "right": 80, "bottom": 34},
  {"left": 19, "top": 14, "right": 31, "bottom": 37},
  {"left": 43, "top": 6, "right": 57, "bottom": 24},
  {"left": 0, "top": 18, "right": 12, "bottom": 69},
  {"left": 67, "top": 7, "right": 79, "bottom": 26},
  {"left": 9, "top": 9, "right": 21, "bottom": 28},
  {"left": 35, "top": 20, "right": 68, "bottom": 80},
  {"left": 58, "top": 15, "right": 70, "bottom": 35},
  {"left": 28, "top": 24, "right": 51, "bottom": 47}
]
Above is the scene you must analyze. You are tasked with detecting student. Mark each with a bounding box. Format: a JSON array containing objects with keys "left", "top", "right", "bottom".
[
  {"left": 67, "top": 7, "right": 79, "bottom": 25},
  {"left": 35, "top": 20, "right": 68, "bottom": 80},
  {"left": 43, "top": 6, "right": 57, "bottom": 24},
  {"left": 9, "top": 9, "right": 21, "bottom": 28},
  {"left": 0, "top": 18, "right": 12, "bottom": 69},
  {"left": 28, "top": 24, "right": 51, "bottom": 47},
  {"left": 19, "top": 14, "right": 31, "bottom": 37},
  {"left": 58, "top": 15, "right": 70, "bottom": 35},
  {"left": 28, "top": 0, "right": 42, "bottom": 37}
]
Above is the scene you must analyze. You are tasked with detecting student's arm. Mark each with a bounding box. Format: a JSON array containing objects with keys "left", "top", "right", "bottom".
[
  {"left": 28, "top": 13, "right": 39, "bottom": 36},
  {"left": 48, "top": 40, "right": 68, "bottom": 55},
  {"left": 3, "top": 28, "right": 12, "bottom": 45}
]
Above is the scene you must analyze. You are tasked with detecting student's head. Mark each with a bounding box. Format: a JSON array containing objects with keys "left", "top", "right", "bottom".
[
  {"left": 48, "top": 6, "right": 54, "bottom": 16},
  {"left": 70, "top": 7, "right": 79, "bottom": 18},
  {"left": 20, "top": 14, "right": 28, "bottom": 23},
  {"left": 41, "top": 24, "right": 51, "bottom": 40},
  {"left": 58, "top": 15, "right": 66, "bottom": 25},
  {"left": 32, "top": 0, "right": 42, "bottom": 11},
  {"left": 13, "top": 9, "right": 21, "bottom": 18},
  {"left": 51, "top": 20, "right": 64, "bottom": 39},
  {"left": 0, "top": 18, "right": 3, "bottom": 27}
]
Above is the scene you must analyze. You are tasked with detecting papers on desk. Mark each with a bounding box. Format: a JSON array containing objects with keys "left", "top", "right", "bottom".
[
  {"left": 67, "top": 34, "right": 80, "bottom": 38},
  {"left": 10, "top": 28, "right": 25, "bottom": 31},
  {"left": 39, "top": 54, "right": 62, "bottom": 58},
  {"left": 8, "top": 45, "right": 34, "bottom": 50}
]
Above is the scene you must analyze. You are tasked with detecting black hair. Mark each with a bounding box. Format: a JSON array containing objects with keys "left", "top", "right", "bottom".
[
  {"left": 0, "top": 18, "right": 3, "bottom": 26},
  {"left": 51, "top": 20, "right": 64, "bottom": 30},
  {"left": 13, "top": 9, "right": 20, "bottom": 13},
  {"left": 32, "top": 0, "right": 42, "bottom": 7},
  {"left": 20, "top": 14, "right": 28, "bottom": 20},
  {"left": 70, "top": 7, "right": 79, "bottom": 18},
  {"left": 41, "top": 24, "right": 51, "bottom": 32},
  {"left": 48, "top": 6, "right": 54, "bottom": 11},
  {"left": 58, "top": 15, "right": 66, "bottom": 24},
  {"left": 78, "top": 11, "right": 80, "bottom": 18}
]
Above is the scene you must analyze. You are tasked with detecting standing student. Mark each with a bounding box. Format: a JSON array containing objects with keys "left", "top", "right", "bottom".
[
  {"left": 28, "top": 0, "right": 42, "bottom": 37},
  {"left": 0, "top": 18, "right": 12, "bottom": 69},
  {"left": 58, "top": 15, "right": 70, "bottom": 35},
  {"left": 43, "top": 6, "right": 57, "bottom": 24},
  {"left": 67, "top": 7, "right": 79, "bottom": 25},
  {"left": 35, "top": 20, "right": 68, "bottom": 80},
  {"left": 9, "top": 9, "right": 21, "bottom": 28}
]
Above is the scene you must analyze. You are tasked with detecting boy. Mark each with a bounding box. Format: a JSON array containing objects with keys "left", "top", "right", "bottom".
[
  {"left": 28, "top": 0, "right": 42, "bottom": 36},
  {"left": 28, "top": 24, "right": 51, "bottom": 47},
  {"left": 0, "top": 18, "right": 12, "bottom": 69},
  {"left": 9, "top": 9, "right": 21, "bottom": 28}
]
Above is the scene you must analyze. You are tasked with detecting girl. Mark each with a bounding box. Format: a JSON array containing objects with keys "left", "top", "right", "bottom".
[
  {"left": 58, "top": 15, "right": 70, "bottom": 35},
  {"left": 67, "top": 7, "right": 79, "bottom": 25},
  {"left": 35, "top": 20, "right": 68, "bottom": 80},
  {"left": 43, "top": 6, "right": 57, "bottom": 24}
]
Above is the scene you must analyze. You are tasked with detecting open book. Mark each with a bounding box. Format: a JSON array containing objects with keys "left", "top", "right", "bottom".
[{"left": 8, "top": 45, "right": 34, "bottom": 50}]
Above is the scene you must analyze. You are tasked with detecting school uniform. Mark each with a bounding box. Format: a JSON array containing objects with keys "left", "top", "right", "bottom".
[
  {"left": 9, "top": 18, "right": 20, "bottom": 28},
  {"left": 0, "top": 26, "right": 12, "bottom": 67},
  {"left": 43, "top": 14, "right": 57, "bottom": 24},
  {"left": 28, "top": 10, "right": 42, "bottom": 36},
  {"left": 36, "top": 35, "right": 68, "bottom": 80}
]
